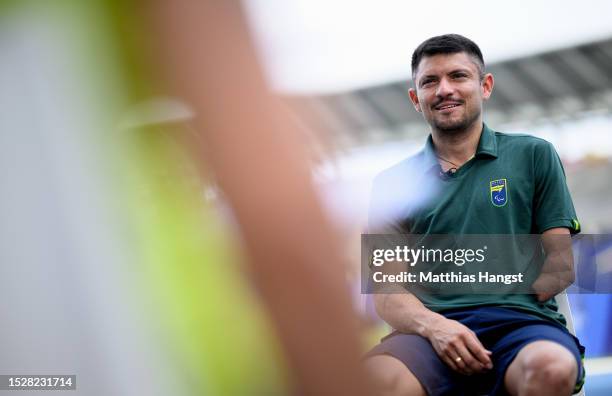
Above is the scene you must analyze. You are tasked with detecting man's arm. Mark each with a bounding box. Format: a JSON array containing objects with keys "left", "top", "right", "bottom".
[
  {"left": 531, "top": 227, "right": 575, "bottom": 302},
  {"left": 374, "top": 292, "right": 440, "bottom": 336},
  {"left": 374, "top": 292, "right": 493, "bottom": 375}
]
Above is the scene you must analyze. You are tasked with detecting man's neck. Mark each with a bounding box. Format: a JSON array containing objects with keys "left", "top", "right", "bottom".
[{"left": 430, "top": 119, "right": 483, "bottom": 165}]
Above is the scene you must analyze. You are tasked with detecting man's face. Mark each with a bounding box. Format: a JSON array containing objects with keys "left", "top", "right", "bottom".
[{"left": 409, "top": 52, "right": 493, "bottom": 133}]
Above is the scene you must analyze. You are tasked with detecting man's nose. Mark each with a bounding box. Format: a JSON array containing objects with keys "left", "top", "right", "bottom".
[{"left": 436, "top": 77, "right": 454, "bottom": 97}]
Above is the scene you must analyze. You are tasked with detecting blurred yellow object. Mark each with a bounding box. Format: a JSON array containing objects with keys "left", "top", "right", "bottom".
[
  {"left": 0, "top": 0, "right": 289, "bottom": 393},
  {"left": 122, "top": 125, "right": 289, "bottom": 395}
]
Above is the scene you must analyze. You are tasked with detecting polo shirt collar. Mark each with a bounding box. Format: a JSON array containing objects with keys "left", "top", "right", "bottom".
[
  {"left": 422, "top": 135, "right": 439, "bottom": 173},
  {"left": 476, "top": 123, "right": 498, "bottom": 158},
  {"left": 421, "top": 123, "right": 498, "bottom": 173}
]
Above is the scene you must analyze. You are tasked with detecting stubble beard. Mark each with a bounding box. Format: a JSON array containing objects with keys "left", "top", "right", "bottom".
[{"left": 430, "top": 106, "right": 481, "bottom": 135}]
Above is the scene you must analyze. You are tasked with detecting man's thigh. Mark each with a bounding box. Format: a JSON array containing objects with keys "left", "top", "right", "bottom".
[{"left": 365, "top": 332, "right": 466, "bottom": 396}]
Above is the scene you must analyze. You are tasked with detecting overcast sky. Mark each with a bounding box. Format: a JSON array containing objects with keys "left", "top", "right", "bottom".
[{"left": 244, "top": 0, "right": 612, "bottom": 94}]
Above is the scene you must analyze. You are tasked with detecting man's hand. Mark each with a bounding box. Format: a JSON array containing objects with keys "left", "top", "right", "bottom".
[
  {"left": 424, "top": 316, "right": 493, "bottom": 375},
  {"left": 374, "top": 293, "right": 493, "bottom": 375}
]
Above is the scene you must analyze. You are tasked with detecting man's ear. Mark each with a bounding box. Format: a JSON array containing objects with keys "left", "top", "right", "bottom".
[
  {"left": 481, "top": 73, "right": 494, "bottom": 101},
  {"left": 408, "top": 88, "right": 421, "bottom": 112}
]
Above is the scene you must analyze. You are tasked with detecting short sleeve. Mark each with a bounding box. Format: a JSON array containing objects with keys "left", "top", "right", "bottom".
[{"left": 532, "top": 141, "right": 580, "bottom": 234}]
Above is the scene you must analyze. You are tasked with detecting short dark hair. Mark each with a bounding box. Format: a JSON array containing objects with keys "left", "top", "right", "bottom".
[{"left": 411, "top": 34, "right": 485, "bottom": 81}]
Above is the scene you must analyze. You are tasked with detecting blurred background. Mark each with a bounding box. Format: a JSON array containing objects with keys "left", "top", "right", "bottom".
[
  {"left": 244, "top": 0, "right": 612, "bottom": 394},
  {"left": 0, "top": 0, "right": 611, "bottom": 395}
]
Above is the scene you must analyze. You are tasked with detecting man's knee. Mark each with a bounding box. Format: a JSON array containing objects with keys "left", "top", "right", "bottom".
[
  {"left": 514, "top": 341, "right": 577, "bottom": 395},
  {"left": 364, "top": 354, "right": 426, "bottom": 396}
]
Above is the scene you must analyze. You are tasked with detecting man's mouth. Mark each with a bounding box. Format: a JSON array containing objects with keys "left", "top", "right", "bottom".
[{"left": 435, "top": 102, "right": 462, "bottom": 111}]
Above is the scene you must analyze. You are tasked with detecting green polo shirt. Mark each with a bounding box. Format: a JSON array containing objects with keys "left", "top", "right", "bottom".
[{"left": 368, "top": 123, "right": 580, "bottom": 326}]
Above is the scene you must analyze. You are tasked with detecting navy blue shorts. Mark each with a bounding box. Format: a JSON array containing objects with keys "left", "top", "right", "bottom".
[{"left": 366, "top": 306, "right": 585, "bottom": 396}]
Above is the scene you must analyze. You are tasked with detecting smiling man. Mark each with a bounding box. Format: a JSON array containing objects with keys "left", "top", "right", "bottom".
[{"left": 365, "top": 34, "right": 584, "bottom": 396}]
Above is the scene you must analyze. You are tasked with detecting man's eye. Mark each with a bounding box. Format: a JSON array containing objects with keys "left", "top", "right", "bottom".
[
  {"left": 421, "top": 79, "right": 434, "bottom": 87},
  {"left": 452, "top": 73, "right": 468, "bottom": 79}
]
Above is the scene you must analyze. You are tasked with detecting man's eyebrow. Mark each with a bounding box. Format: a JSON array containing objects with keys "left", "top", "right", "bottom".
[
  {"left": 448, "top": 68, "right": 472, "bottom": 75},
  {"left": 418, "top": 68, "right": 473, "bottom": 82}
]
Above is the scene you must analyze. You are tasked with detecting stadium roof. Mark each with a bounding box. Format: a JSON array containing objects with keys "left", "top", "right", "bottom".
[{"left": 290, "top": 37, "right": 612, "bottom": 148}]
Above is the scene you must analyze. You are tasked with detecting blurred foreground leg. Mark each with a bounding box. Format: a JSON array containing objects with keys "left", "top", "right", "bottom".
[{"left": 149, "top": 1, "right": 372, "bottom": 395}]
